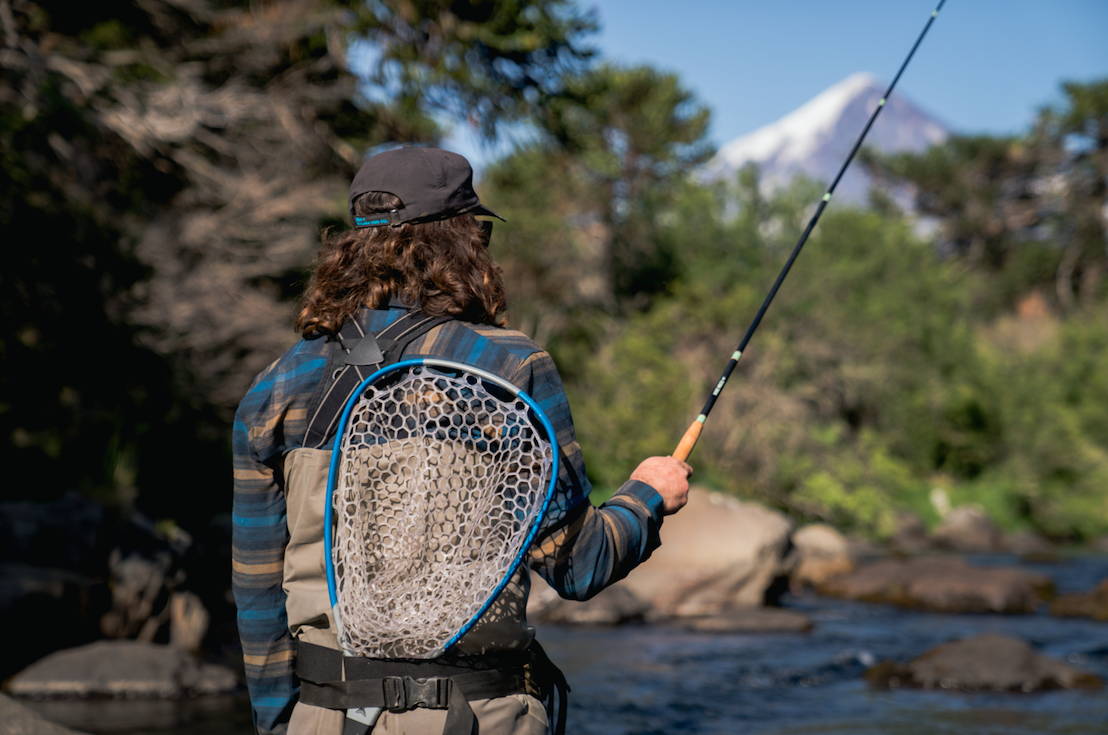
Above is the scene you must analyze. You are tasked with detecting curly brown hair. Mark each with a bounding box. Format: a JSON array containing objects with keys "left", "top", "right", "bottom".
[{"left": 297, "top": 192, "right": 508, "bottom": 337}]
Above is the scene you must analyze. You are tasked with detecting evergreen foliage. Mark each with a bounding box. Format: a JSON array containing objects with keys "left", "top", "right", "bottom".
[
  {"left": 0, "top": 0, "right": 593, "bottom": 524},
  {"left": 482, "top": 63, "right": 712, "bottom": 358}
]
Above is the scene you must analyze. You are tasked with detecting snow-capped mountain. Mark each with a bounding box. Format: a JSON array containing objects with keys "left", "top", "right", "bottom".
[{"left": 704, "top": 73, "right": 948, "bottom": 202}]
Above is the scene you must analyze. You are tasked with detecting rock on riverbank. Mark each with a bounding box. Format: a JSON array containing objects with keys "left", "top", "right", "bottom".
[
  {"left": 0, "top": 694, "right": 87, "bottom": 735},
  {"left": 6, "top": 641, "right": 236, "bottom": 699},
  {"left": 528, "top": 488, "right": 799, "bottom": 627},
  {"left": 931, "top": 506, "right": 1004, "bottom": 553},
  {"left": 676, "top": 608, "right": 813, "bottom": 634},
  {"left": 866, "top": 633, "right": 1103, "bottom": 691},
  {"left": 817, "top": 556, "right": 1053, "bottom": 613},
  {"left": 619, "top": 488, "right": 794, "bottom": 618},
  {"left": 790, "top": 523, "right": 854, "bottom": 590}
]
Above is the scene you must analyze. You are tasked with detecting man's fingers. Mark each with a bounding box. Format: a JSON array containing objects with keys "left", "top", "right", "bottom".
[{"left": 679, "top": 460, "right": 693, "bottom": 477}]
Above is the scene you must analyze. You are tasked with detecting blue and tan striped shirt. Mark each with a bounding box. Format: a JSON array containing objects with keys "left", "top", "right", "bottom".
[{"left": 232, "top": 304, "right": 664, "bottom": 735}]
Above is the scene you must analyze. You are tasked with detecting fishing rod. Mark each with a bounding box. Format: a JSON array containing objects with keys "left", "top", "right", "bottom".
[{"left": 672, "top": 0, "right": 948, "bottom": 461}]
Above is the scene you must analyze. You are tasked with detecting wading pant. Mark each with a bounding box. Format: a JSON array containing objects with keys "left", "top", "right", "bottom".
[{"left": 287, "top": 694, "right": 549, "bottom": 735}]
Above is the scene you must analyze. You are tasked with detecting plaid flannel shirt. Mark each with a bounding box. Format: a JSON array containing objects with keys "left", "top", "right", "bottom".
[{"left": 232, "top": 304, "right": 665, "bottom": 735}]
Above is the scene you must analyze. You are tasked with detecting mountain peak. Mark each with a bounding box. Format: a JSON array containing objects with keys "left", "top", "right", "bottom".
[
  {"left": 806, "top": 72, "right": 883, "bottom": 121},
  {"left": 834, "top": 71, "right": 882, "bottom": 94},
  {"left": 705, "top": 72, "right": 947, "bottom": 202}
]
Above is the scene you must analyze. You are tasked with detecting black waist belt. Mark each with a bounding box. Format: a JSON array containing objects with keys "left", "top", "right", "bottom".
[{"left": 295, "top": 641, "right": 569, "bottom": 735}]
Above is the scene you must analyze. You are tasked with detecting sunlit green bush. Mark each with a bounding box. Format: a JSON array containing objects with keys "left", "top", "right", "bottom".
[{"left": 571, "top": 175, "right": 1108, "bottom": 540}]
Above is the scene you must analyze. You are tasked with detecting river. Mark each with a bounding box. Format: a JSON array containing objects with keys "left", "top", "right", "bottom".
[{"left": 26, "top": 554, "right": 1108, "bottom": 735}]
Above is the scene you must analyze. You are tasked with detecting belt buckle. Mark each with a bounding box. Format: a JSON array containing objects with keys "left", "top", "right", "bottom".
[
  {"left": 382, "top": 675, "right": 449, "bottom": 711},
  {"left": 405, "top": 676, "right": 449, "bottom": 709}
]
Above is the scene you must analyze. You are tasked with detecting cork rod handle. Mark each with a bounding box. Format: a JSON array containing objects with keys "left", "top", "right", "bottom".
[{"left": 671, "top": 419, "right": 703, "bottom": 462}]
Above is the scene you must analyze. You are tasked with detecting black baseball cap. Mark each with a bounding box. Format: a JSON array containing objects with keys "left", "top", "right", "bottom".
[{"left": 349, "top": 147, "right": 504, "bottom": 228}]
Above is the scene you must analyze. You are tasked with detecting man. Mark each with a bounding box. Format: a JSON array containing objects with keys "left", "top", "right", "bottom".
[{"left": 233, "top": 147, "right": 691, "bottom": 735}]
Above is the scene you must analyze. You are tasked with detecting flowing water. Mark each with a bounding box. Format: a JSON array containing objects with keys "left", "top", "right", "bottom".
[
  {"left": 544, "top": 553, "right": 1108, "bottom": 735},
  {"left": 25, "top": 554, "right": 1108, "bottom": 735}
]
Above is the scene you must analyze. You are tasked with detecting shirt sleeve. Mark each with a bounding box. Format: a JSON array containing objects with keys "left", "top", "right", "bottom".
[
  {"left": 232, "top": 362, "right": 296, "bottom": 735},
  {"left": 512, "top": 350, "right": 666, "bottom": 601}
]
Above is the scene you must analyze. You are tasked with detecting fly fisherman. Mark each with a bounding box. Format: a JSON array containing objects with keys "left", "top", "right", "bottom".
[{"left": 232, "top": 147, "right": 692, "bottom": 735}]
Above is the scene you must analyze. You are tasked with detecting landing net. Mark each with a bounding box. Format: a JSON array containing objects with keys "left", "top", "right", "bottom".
[{"left": 332, "top": 363, "right": 554, "bottom": 659}]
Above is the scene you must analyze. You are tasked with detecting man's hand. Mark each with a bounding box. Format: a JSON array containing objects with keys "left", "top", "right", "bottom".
[{"left": 630, "top": 456, "right": 692, "bottom": 515}]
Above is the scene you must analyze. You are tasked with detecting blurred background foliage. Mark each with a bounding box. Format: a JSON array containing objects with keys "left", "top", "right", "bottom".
[{"left": 2, "top": 0, "right": 1106, "bottom": 541}]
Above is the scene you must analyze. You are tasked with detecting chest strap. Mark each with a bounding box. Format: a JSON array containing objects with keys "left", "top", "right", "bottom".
[{"left": 296, "top": 641, "right": 568, "bottom": 735}]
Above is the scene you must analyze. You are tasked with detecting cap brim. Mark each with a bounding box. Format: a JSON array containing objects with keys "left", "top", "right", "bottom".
[{"left": 468, "top": 204, "right": 506, "bottom": 222}]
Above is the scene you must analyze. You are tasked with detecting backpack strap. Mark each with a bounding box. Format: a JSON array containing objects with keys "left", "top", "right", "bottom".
[{"left": 303, "top": 309, "right": 452, "bottom": 449}]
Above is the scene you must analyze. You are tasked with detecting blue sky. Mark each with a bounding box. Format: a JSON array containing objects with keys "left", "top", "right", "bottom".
[
  {"left": 438, "top": 0, "right": 1108, "bottom": 167},
  {"left": 590, "top": 0, "right": 1108, "bottom": 147}
]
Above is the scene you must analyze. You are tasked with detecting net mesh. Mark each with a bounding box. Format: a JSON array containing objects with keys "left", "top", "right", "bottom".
[{"left": 333, "top": 364, "right": 553, "bottom": 659}]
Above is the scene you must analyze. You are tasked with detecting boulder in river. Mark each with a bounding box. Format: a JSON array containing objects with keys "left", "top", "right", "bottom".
[
  {"left": 866, "top": 633, "right": 1103, "bottom": 692},
  {"left": 0, "top": 694, "right": 87, "bottom": 735},
  {"left": 1050, "top": 580, "right": 1108, "bottom": 621},
  {"left": 817, "top": 556, "right": 1054, "bottom": 614},
  {"left": 6, "top": 641, "right": 237, "bottom": 698},
  {"left": 528, "top": 577, "right": 649, "bottom": 625},
  {"left": 931, "top": 506, "right": 1003, "bottom": 553},
  {"left": 790, "top": 523, "right": 853, "bottom": 590},
  {"left": 619, "top": 488, "right": 794, "bottom": 618},
  {"left": 677, "top": 608, "right": 813, "bottom": 634},
  {"left": 888, "top": 512, "right": 930, "bottom": 555}
]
